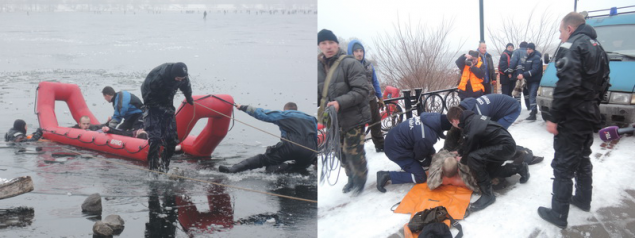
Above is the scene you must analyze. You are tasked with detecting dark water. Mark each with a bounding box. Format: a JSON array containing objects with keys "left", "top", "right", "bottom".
[{"left": 0, "top": 10, "right": 316, "bottom": 237}]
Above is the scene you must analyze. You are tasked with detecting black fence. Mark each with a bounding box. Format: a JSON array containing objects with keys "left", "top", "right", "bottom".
[{"left": 380, "top": 87, "right": 460, "bottom": 131}]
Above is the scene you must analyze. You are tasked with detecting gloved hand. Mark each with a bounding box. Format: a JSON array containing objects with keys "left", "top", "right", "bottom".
[
  {"left": 32, "top": 128, "right": 43, "bottom": 140},
  {"left": 504, "top": 68, "right": 514, "bottom": 74},
  {"left": 377, "top": 98, "right": 385, "bottom": 110},
  {"left": 186, "top": 96, "right": 194, "bottom": 105}
]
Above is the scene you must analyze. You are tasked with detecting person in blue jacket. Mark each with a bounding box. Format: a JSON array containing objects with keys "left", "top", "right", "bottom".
[
  {"left": 101, "top": 86, "right": 144, "bottom": 131},
  {"left": 516, "top": 43, "right": 543, "bottom": 120},
  {"left": 509, "top": 41, "right": 529, "bottom": 109},
  {"left": 458, "top": 94, "right": 521, "bottom": 129},
  {"left": 347, "top": 39, "right": 385, "bottom": 152},
  {"left": 219, "top": 102, "right": 317, "bottom": 173},
  {"left": 376, "top": 112, "right": 452, "bottom": 192}
]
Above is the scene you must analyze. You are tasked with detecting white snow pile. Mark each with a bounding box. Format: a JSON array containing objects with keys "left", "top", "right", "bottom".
[{"left": 318, "top": 110, "right": 635, "bottom": 238}]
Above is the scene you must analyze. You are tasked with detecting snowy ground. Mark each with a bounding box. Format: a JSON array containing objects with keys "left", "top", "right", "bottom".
[{"left": 318, "top": 109, "right": 635, "bottom": 238}]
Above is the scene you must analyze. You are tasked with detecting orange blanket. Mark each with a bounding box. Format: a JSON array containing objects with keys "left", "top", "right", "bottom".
[{"left": 394, "top": 183, "right": 472, "bottom": 238}]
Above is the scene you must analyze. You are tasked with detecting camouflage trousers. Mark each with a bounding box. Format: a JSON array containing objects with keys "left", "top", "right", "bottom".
[
  {"left": 340, "top": 125, "right": 368, "bottom": 181},
  {"left": 144, "top": 106, "right": 178, "bottom": 172}
]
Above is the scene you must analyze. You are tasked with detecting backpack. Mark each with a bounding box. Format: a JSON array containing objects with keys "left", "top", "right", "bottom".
[{"left": 408, "top": 206, "right": 463, "bottom": 238}]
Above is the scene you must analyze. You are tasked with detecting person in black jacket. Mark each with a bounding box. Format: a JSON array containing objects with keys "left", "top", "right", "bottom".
[
  {"left": 538, "top": 12, "right": 610, "bottom": 229},
  {"left": 447, "top": 106, "right": 529, "bottom": 212},
  {"left": 499, "top": 43, "right": 515, "bottom": 96},
  {"left": 141, "top": 62, "right": 193, "bottom": 172},
  {"left": 5, "top": 119, "right": 42, "bottom": 142},
  {"left": 219, "top": 102, "right": 317, "bottom": 173},
  {"left": 516, "top": 43, "right": 543, "bottom": 120}
]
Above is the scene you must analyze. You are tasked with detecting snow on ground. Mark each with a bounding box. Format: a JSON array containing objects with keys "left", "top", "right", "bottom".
[{"left": 318, "top": 109, "right": 635, "bottom": 238}]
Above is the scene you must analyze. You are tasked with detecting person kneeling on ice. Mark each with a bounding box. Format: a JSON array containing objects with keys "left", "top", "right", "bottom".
[
  {"left": 457, "top": 94, "right": 520, "bottom": 130},
  {"left": 219, "top": 102, "right": 317, "bottom": 173},
  {"left": 376, "top": 112, "right": 452, "bottom": 193},
  {"left": 446, "top": 106, "right": 530, "bottom": 212},
  {"left": 5, "top": 119, "right": 43, "bottom": 142}
]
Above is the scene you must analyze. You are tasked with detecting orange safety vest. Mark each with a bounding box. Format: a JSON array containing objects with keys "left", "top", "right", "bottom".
[{"left": 457, "top": 58, "right": 485, "bottom": 93}]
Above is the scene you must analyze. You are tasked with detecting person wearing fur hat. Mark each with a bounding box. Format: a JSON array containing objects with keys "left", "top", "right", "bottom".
[
  {"left": 5, "top": 119, "right": 43, "bottom": 142},
  {"left": 318, "top": 29, "right": 371, "bottom": 195},
  {"left": 141, "top": 62, "right": 193, "bottom": 172}
]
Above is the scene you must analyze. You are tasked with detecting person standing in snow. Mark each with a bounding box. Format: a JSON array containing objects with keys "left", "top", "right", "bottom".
[
  {"left": 509, "top": 41, "right": 530, "bottom": 109},
  {"left": 538, "top": 12, "right": 610, "bottom": 229},
  {"left": 446, "top": 106, "right": 529, "bottom": 212},
  {"left": 499, "top": 43, "right": 515, "bottom": 96},
  {"left": 516, "top": 43, "right": 543, "bottom": 121},
  {"left": 376, "top": 113, "right": 452, "bottom": 193},
  {"left": 456, "top": 50, "right": 486, "bottom": 101},
  {"left": 141, "top": 62, "right": 193, "bottom": 173},
  {"left": 477, "top": 42, "right": 497, "bottom": 95},
  {"left": 318, "top": 29, "right": 371, "bottom": 195},
  {"left": 347, "top": 39, "right": 385, "bottom": 152},
  {"left": 218, "top": 102, "right": 317, "bottom": 173}
]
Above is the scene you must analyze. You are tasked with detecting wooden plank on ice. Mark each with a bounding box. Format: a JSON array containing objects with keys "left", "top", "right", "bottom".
[{"left": 0, "top": 176, "right": 34, "bottom": 200}]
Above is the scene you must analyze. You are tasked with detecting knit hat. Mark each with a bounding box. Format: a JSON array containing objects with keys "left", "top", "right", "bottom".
[
  {"left": 506, "top": 43, "right": 514, "bottom": 48},
  {"left": 519, "top": 42, "right": 528, "bottom": 48},
  {"left": 318, "top": 29, "right": 338, "bottom": 45},
  {"left": 13, "top": 119, "right": 26, "bottom": 134},
  {"left": 527, "top": 43, "right": 536, "bottom": 50},
  {"left": 352, "top": 43, "right": 363, "bottom": 52},
  {"left": 171, "top": 62, "right": 188, "bottom": 77}
]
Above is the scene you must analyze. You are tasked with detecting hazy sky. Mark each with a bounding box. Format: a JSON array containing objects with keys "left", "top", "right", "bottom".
[{"left": 318, "top": 0, "right": 633, "bottom": 56}]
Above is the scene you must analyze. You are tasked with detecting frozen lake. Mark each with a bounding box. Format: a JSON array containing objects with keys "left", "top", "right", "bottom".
[{"left": 0, "top": 10, "right": 316, "bottom": 237}]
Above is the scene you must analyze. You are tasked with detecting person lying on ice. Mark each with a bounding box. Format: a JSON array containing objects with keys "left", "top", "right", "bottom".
[
  {"left": 5, "top": 119, "right": 43, "bottom": 142},
  {"left": 376, "top": 112, "right": 452, "bottom": 193},
  {"left": 426, "top": 149, "right": 478, "bottom": 192},
  {"left": 219, "top": 102, "right": 317, "bottom": 173},
  {"left": 446, "top": 106, "right": 529, "bottom": 212}
]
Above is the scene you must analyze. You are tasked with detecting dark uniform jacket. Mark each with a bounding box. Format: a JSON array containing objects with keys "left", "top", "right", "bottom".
[
  {"left": 318, "top": 49, "right": 371, "bottom": 131},
  {"left": 459, "top": 94, "right": 520, "bottom": 122},
  {"left": 457, "top": 111, "right": 516, "bottom": 162},
  {"left": 522, "top": 51, "right": 543, "bottom": 84},
  {"left": 5, "top": 128, "right": 41, "bottom": 142},
  {"left": 385, "top": 113, "right": 450, "bottom": 167},
  {"left": 141, "top": 63, "right": 193, "bottom": 109},
  {"left": 550, "top": 24, "right": 610, "bottom": 132},
  {"left": 509, "top": 47, "right": 528, "bottom": 78}
]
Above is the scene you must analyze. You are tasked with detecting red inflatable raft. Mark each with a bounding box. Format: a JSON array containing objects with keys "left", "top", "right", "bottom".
[{"left": 35, "top": 81, "right": 233, "bottom": 161}]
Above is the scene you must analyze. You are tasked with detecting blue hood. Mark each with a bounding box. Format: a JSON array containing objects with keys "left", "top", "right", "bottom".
[{"left": 347, "top": 39, "right": 365, "bottom": 62}]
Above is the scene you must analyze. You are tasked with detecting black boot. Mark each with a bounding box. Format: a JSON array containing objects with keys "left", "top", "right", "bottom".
[
  {"left": 147, "top": 141, "right": 161, "bottom": 171},
  {"left": 219, "top": 155, "right": 263, "bottom": 173},
  {"left": 538, "top": 207, "right": 567, "bottom": 229},
  {"left": 526, "top": 110, "right": 537, "bottom": 121},
  {"left": 539, "top": 177, "right": 571, "bottom": 228},
  {"left": 350, "top": 174, "right": 367, "bottom": 196},
  {"left": 571, "top": 172, "right": 592, "bottom": 212},
  {"left": 519, "top": 162, "right": 530, "bottom": 183},
  {"left": 470, "top": 181, "right": 496, "bottom": 212},
  {"left": 342, "top": 176, "right": 354, "bottom": 194},
  {"left": 376, "top": 171, "right": 391, "bottom": 193}
]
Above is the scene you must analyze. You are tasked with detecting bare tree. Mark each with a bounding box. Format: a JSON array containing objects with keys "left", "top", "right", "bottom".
[
  {"left": 374, "top": 17, "right": 465, "bottom": 92},
  {"left": 487, "top": 6, "right": 560, "bottom": 56}
]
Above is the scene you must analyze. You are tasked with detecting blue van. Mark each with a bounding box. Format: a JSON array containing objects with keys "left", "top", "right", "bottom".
[{"left": 537, "top": 7, "right": 635, "bottom": 127}]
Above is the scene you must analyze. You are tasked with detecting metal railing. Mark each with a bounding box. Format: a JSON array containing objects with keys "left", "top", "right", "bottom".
[{"left": 379, "top": 87, "right": 460, "bottom": 132}]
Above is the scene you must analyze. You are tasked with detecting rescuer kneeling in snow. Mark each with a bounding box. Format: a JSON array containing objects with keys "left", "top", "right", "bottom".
[{"left": 219, "top": 102, "right": 317, "bottom": 173}]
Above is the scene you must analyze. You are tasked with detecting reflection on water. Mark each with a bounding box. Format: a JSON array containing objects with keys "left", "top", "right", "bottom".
[
  {"left": 145, "top": 182, "right": 178, "bottom": 238},
  {"left": 0, "top": 207, "right": 34, "bottom": 229}
]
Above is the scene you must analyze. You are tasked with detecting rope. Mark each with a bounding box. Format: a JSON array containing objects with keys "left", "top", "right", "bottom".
[
  {"left": 192, "top": 101, "right": 318, "bottom": 154},
  {"left": 319, "top": 106, "right": 341, "bottom": 186},
  {"left": 52, "top": 147, "right": 316, "bottom": 203}
]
